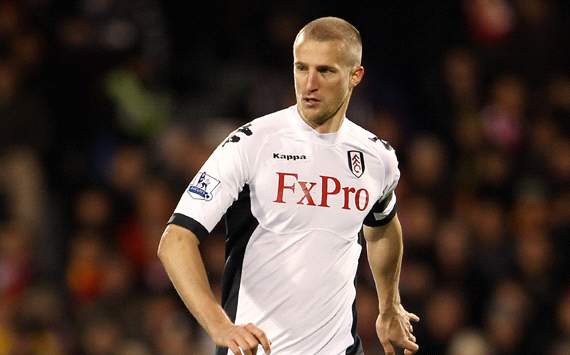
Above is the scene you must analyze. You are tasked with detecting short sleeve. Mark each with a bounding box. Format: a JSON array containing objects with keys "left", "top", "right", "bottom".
[
  {"left": 363, "top": 147, "right": 400, "bottom": 227},
  {"left": 168, "top": 129, "right": 251, "bottom": 240}
]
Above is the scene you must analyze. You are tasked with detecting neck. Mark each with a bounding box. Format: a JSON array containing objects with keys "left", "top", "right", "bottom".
[
  {"left": 299, "top": 93, "right": 351, "bottom": 134},
  {"left": 311, "top": 113, "right": 345, "bottom": 134}
]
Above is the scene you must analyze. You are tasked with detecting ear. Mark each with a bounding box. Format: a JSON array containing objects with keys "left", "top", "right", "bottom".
[{"left": 350, "top": 66, "right": 364, "bottom": 88}]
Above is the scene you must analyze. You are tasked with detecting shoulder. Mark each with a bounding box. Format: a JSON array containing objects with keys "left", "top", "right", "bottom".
[
  {"left": 344, "top": 119, "right": 398, "bottom": 165},
  {"left": 232, "top": 107, "right": 291, "bottom": 139},
  {"left": 248, "top": 106, "right": 292, "bottom": 134},
  {"left": 217, "top": 106, "right": 292, "bottom": 154}
]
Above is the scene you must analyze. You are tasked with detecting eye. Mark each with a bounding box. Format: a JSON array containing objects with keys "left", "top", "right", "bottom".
[
  {"left": 295, "top": 64, "right": 307, "bottom": 71},
  {"left": 318, "top": 67, "right": 335, "bottom": 74}
]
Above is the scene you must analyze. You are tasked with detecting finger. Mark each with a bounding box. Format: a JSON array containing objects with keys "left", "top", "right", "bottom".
[
  {"left": 380, "top": 340, "right": 395, "bottom": 355},
  {"left": 227, "top": 340, "right": 242, "bottom": 355},
  {"left": 239, "top": 328, "right": 261, "bottom": 350},
  {"left": 408, "top": 313, "right": 420, "bottom": 322},
  {"left": 245, "top": 323, "right": 271, "bottom": 354},
  {"left": 401, "top": 339, "right": 419, "bottom": 352},
  {"left": 234, "top": 336, "right": 254, "bottom": 355}
]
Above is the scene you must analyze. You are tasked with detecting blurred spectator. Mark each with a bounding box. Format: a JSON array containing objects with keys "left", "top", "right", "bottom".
[
  {"left": 98, "top": 252, "right": 135, "bottom": 303},
  {"left": 433, "top": 218, "right": 483, "bottom": 314},
  {"left": 0, "top": 1, "right": 51, "bottom": 155},
  {"left": 556, "top": 290, "right": 570, "bottom": 340},
  {"left": 465, "top": 0, "right": 514, "bottom": 46},
  {"left": 511, "top": 185, "right": 549, "bottom": 236},
  {"left": 443, "top": 48, "right": 480, "bottom": 110},
  {"left": 0, "top": 223, "right": 32, "bottom": 301},
  {"left": 438, "top": 47, "right": 482, "bottom": 142},
  {"left": 481, "top": 74, "right": 527, "bottom": 152},
  {"left": 485, "top": 280, "right": 530, "bottom": 355},
  {"left": 424, "top": 288, "right": 467, "bottom": 354},
  {"left": 356, "top": 285, "right": 382, "bottom": 355},
  {"left": 399, "top": 260, "right": 435, "bottom": 307},
  {"left": 406, "top": 135, "right": 448, "bottom": 196},
  {"left": 154, "top": 123, "right": 220, "bottom": 183},
  {"left": 448, "top": 329, "right": 493, "bottom": 355},
  {"left": 66, "top": 231, "right": 106, "bottom": 305},
  {"left": 469, "top": 199, "right": 513, "bottom": 286},
  {"left": 368, "top": 109, "right": 403, "bottom": 150},
  {"left": 74, "top": 186, "right": 113, "bottom": 232},
  {"left": 79, "top": 312, "right": 123, "bottom": 355},
  {"left": 398, "top": 194, "right": 437, "bottom": 266},
  {"left": 116, "top": 339, "right": 153, "bottom": 355},
  {"left": 142, "top": 295, "right": 211, "bottom": 354},
  {"left": 104, "top": 62, "right": 171, "bottom": 139},
  {"left": 117, "top": 177, "right": 175, "bottom": 291}
]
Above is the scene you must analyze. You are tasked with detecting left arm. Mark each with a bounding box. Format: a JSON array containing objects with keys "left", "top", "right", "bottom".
[{"left": 363, "top": 214, "right": 419, "bottom": 355}]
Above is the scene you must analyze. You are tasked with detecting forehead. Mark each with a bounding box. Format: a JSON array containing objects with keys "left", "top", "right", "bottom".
[{"left": 293, "top": 38, "right": 347, "bottom": 67}]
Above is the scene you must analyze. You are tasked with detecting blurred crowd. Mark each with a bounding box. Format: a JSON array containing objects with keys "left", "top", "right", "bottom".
[{"left": 0, "top": 0, "right": 568, "bottom": 354}]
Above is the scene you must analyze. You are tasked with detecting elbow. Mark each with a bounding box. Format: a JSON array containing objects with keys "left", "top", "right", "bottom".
[
  {"left": 157, "top": 229, "right": 171, "bottom": 261},
  {"left": 157, "top": 240, "right": 165, "bottom": 261},
  {"left": 157, "top": 225, "right": 200, "bottom": 261}
]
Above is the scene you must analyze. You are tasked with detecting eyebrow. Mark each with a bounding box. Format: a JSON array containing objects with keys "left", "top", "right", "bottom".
[
  {"left": 316, "top": 65, "right": 337, "bottom": 72},
  {"left": 294, "top": 62, "right": 337, "bottom": 71}
]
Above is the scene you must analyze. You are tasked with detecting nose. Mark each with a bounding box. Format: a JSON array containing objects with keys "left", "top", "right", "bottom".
[{"left": 306, "top": 69, "right": 319, "bottom": 92}]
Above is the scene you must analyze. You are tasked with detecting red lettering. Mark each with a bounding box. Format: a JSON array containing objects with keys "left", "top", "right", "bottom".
[
  {"left": 342, "top": 187, "right": 356, "bottom": 210},
  {"left": 297, "top": 181, "right": 317, "bottom": 205},
  {"left": 274, "top": 172, "right": 370, "bottom": 211},
  {"left": 355, "top": 188, "right": 369, "bottom": 211},
  {"left": 319, "top": 175, "right": 341, "bottom": 207},
  {"left": 273, "top": 172, "right": 298, "bottom": 203}
]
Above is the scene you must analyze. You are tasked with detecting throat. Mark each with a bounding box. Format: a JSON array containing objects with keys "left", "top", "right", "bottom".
[
  {"left": 312, "top": 115, "right": 344, "bottom": 134},
  {"left": 298, "top": 106, "right": 345, "bottom": 134}
]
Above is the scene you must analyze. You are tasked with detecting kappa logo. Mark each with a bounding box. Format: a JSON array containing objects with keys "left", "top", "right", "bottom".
[
  {"left": 187, "top": 172, "right": 220, "bottom": 200},
  {"left": 273, "top": 153, "right": 307, "bottom": 161},
  {"left": 347, "top": 150, "right": 365, "bottom": 178},
  {"left": 222, "top": 123, "right": 253, "bottom": 147},
  {"left": 369, "top": 136, "right": 394, "bottom": 151}
]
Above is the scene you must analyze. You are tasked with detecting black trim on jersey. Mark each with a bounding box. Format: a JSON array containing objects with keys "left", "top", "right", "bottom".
[
  {"left": 167, "top": 213, "right": 209, "bottom": 241},
  {"left": 363, "top": 192, "right": 397, "bottom": 227},
  {"left": 216, "top": 185, "right": 259, "bottom": 355},
  {"left": 346, "top": 230, "right": 365, "bottom": 355}
]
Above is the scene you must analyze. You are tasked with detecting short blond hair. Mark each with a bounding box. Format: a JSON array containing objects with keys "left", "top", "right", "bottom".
[{"left": 294, "top": 17, "right": 362, "bottom": 67}]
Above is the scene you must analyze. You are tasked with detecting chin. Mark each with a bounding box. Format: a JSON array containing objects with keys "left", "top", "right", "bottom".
[
  {"left": 301, "top": 108, "right": 317, "bottom": 118},
  {"left": 308, "top": 113, "right": 331, "bottom": 126}
]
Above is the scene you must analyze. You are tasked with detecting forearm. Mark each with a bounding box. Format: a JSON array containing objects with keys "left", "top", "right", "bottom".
[
  {"left": 364, "top": 216, "right": 403, "bottom": 313},
  {"left": 157, "top": 224, "right": 231, "bottom": 338}
]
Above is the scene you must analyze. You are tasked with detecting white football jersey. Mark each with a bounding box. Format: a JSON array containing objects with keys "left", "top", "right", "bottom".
[{"left": 170, "top": 105, "right": 400, "bottom": 355}]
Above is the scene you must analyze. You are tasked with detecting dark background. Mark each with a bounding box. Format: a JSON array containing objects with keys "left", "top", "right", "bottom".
[{"left": 0, "top": 0, "right": 568, "bottom": 354}]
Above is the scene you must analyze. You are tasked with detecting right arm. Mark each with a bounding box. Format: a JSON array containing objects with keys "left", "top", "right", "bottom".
[{"left": 157, "top": 224, "right": 271, "bottom": 355}]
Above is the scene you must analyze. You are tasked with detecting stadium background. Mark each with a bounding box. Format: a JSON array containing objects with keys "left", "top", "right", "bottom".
[{"left": 0, "top": 0, "right": 568, "bottom": 354}]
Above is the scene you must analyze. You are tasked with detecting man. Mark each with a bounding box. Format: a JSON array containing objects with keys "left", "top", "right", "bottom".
[{"left": 158, "top": 17, "right": 419, "bottom": 355}]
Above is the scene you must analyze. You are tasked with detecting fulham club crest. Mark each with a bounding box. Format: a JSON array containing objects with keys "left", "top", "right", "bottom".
[{"left": 347, "top": 150, "right": 365, "bottom": 178}]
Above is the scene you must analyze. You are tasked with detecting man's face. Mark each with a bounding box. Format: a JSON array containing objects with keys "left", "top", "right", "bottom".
[{"left": 293, "top": 38, "right": 362, "bottom": 127}]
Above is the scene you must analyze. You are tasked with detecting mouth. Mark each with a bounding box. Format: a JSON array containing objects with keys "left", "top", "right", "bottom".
[{"left": 303, "top": 97, "right": 321, "bottom": 106}]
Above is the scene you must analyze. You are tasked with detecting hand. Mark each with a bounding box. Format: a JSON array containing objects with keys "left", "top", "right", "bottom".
[
  {"left": 212, "top": 322, "right": 272, "bottom": 355},
  {"left": 376, "top": 304, "right": 420, "bottom": 355}
]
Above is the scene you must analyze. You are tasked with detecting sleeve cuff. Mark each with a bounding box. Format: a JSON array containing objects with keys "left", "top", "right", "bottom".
[
  {"left": 167, "top": 213, "right": 209, "bottom": 241},
  {"left": 363, "top": 192, "right": 398, "bottom": 227}
]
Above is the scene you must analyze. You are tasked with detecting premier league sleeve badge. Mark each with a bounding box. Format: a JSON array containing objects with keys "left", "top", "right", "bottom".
[{"left": 187, "top": 172, "right": 221, "bottom": 200}]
